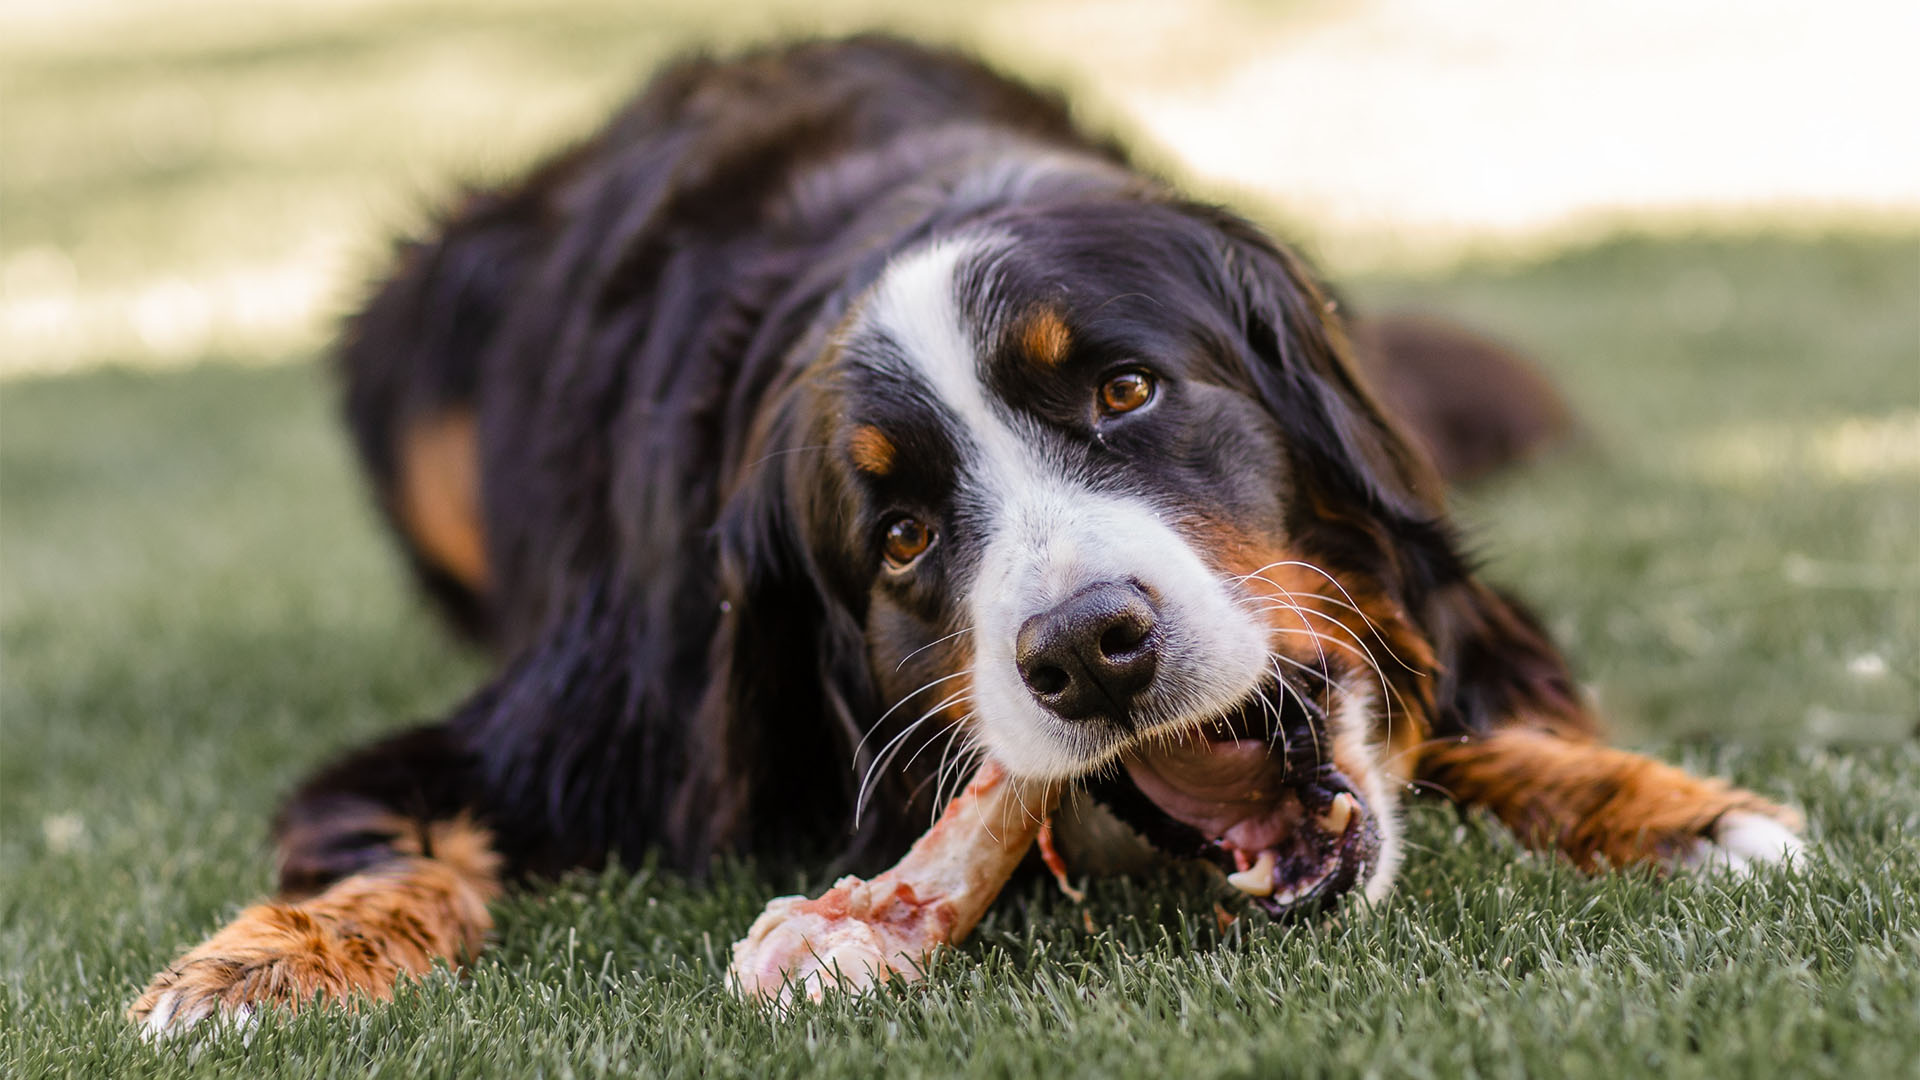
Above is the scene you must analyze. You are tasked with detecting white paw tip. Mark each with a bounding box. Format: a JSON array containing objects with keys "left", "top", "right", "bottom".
[
  {"left": 139, "top": 993, "right": 256, "bottom": 1043},
  {"left": 139, "top": 990, "right": 182, "bottom": 1040},
  {"left": 1680, "top": 810, "right": 1807, "bottom": 876}
]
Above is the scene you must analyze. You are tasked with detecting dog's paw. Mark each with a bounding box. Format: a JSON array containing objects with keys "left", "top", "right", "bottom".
[
  {"left": 128, "top": 902, "right": 407, "bottom": 1039},
  {"left": 1676, "top": 810, "right": 1808, "bottom": 876},
  {"left": 131, "top": 986, "right": 259, "bottom": 1043}
]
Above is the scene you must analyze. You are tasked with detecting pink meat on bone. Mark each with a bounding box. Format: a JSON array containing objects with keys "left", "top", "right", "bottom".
[{"left": 728, "top": 760, "right": 1054, "bottom": 1006}]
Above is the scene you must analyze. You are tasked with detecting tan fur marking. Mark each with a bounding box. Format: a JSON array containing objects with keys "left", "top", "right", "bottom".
[
  {"left": 397, "top": 410, "right": 489, "bottom": 591},
  {"left": 848, "top": 425, "right": 897, "bottom": 476},
  {"left": 1417, "top": 729, "right": 1801, "bottom": 869},
  {"left": 1198, "top": 525, "right": 1437, "bottom": 741},
  {"left": 128, "top": 818, "right": 501, "bottom": 1026},
  {"left": 1019, "top": 308, "right": 1071, "bottom": 367}
]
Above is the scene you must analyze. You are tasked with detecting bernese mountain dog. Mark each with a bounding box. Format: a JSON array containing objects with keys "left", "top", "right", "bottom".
[{"left": 130, "top": 35, "right": 1806, "bottom": 1033}]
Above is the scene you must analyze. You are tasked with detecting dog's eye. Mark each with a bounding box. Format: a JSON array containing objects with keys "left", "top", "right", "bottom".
[
  {"left": 1098, "top": 371, "right": 1155, "bottom": 415},
  {"left": 882, "top": 516, "right": 934, "bottom": 568}
]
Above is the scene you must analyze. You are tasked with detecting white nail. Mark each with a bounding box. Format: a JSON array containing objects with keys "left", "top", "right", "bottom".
[{"left": 1226, "top": 851, "right": 1277, "bottom": 896}]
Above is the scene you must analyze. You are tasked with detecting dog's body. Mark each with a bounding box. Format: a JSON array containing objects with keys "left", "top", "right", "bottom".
[{"left": 132, "top": 37, "right": 1802, "bottom": 1034}]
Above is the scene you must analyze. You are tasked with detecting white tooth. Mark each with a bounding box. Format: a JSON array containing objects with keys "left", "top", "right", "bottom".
[
  {"left": 1271, "top": 884, "right": 1300, "bottom": 907},
  {"left": 1226, "top": 851, "right": 1277, "bottom": 897},
  {"left": 1320, "top": 792, "right": 1357, "bottom": 835}
]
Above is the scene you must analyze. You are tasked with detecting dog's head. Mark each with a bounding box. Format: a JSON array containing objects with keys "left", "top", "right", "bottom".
[{"left": 711, "top": 197, "right": 1568, "bottom": 914}]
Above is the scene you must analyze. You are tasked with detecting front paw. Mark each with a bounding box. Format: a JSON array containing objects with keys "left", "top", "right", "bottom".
[
  {"left": 128, "top": 902, "right": 406, "bottom": 1039},
  {"left": 1676, "top": 809, "right": 1808, "bottom": 875}
]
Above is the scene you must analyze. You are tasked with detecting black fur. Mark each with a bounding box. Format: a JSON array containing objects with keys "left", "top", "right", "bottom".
[{"left": 297, "top": 35, "right": 1583, "bottom": 891}]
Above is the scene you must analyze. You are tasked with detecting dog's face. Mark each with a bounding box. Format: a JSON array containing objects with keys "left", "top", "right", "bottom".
[{"left": 770, "top": 201, "right": 1449, "bottom": 915}]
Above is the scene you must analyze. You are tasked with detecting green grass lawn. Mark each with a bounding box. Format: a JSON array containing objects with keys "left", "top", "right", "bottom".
[
  {"left": 4, "top": 3, "right": 1918, "bottom": 1074},
  {"left": 3, "top": 233, "right": 1916, "bottom": 1078}
]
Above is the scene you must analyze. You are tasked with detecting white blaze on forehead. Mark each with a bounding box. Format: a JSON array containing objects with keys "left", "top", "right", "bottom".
[
  {"left": 862, "top": 235, "right": 1028, "bottom": 482},
  {"left": 862, "top": 236, "right": 1272, "bottom": 780}
]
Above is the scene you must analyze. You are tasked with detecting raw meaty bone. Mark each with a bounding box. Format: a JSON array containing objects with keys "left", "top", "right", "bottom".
[{"left": 729, "top": 760, "right": 1055, "bottom": 1007}]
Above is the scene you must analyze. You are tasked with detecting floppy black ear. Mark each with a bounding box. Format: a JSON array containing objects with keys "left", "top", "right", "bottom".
[
  {"left": 1199, "top": 209, "right": 1593, "bottom": 743},
  {"left": 1203, "top": 212, "right": 1447, "bottom": 525},
  {"left": 1195, "top": 209, "right": 1461, "bottom": 613},
  {"left": 671, "top": 378, "right": 898, "bottom": 869}
]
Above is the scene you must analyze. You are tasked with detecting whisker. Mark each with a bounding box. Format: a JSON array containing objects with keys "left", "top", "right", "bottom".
[
  {"left": 899, "top": 695, "right": 975, "bottom": 775},
  {"left": 1239, "top": 594, "right": 1409, "bottom": 744},
  {"left": 1233, "top": 562, "right": 1425, "bottom": 675},
  {"left": 1241, "top": 586, "right": 1395, "bottom": 749},
  {"left": 907, "top": 723, "right": 970, "bottom": 807},
  {"left": 1404, "top": 776, "right": 1457, "bottom": 800},
  {"left": 1262, "top": 656, "right": 1298, "bottom": 760},
  {"left": 894, "top": 625, "right": 976, "bottom": 673},
  {"left": 937, "top": 742, "right": 986, "bottom": 829},
  {"left": 738, "top": 443, "right": 831, "bottom": 479},
  {"left": 854, "top": 688, "right": 973, "bottom": 826},
  {"left": 1239, "top": 585, "right": 1394, "bottom": 673},
  {"left": 931, "top": 726, "right": 978, "bottom": 812},
  {"left": 1244, "top": 589, "right": 1335, "bottom": 716},
  {"left": 1014, "top": 778, "right": 1037, "bottom": 829},
  {"left": 1263, "top": 647, "right": 1341, "bottom": 689},
  {"left": 852, "top": 670, "right": 970, "bottom": 763},
  {"left": 854, "top": 715, "right": 937, "bottom": 826}
]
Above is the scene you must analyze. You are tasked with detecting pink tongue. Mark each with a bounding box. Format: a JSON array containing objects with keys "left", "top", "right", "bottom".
[{"left": 1122, "top": 737, "right": 1302, "bottom": 852}]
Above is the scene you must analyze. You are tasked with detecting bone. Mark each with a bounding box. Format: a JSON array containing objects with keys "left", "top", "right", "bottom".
[
  {"left": 728, "top": 759, "right": 1054, "bottom": 1007},
  {"left": 1320, "top": 792, "right": 1357, "bottom": 836},
  {"left": 1225, "top": 850, "right": 1277, "bottom": 896},
  {"left": 1035, "top": 817, "right": 1087, "bottom": 903}
]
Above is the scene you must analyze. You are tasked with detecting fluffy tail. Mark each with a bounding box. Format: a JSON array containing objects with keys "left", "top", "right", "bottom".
[{"left": 1348, "top": 314, "right": 1577, "bottom": 485}]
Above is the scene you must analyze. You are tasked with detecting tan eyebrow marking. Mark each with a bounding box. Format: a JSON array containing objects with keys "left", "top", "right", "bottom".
[
  {"left": 1019, "top": 307, "right": 1072, "bottom": 367},
  {"left": 848, "top": 425, "right": 897, "bottom": 476}
]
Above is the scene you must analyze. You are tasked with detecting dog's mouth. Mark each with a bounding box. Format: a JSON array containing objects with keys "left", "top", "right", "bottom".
[{"left": 1087, "top": 683, "right": 1380, "bottom": 919}]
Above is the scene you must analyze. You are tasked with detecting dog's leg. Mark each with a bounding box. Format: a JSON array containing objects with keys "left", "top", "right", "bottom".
[
  {"left": 129, "top": 573, "right": 716, "bottom": 1036},
  {"left": 1411, "top": 581, "right": 1806, "bottom": 874},
  {"left": 1417, "top": 728, "right": 1803, "bottom": 872},
  {"left": 129, "top": 726, "right": 504, "bottom": 1038},
  {"left": 127, "top": 821, "right": 498, "bottom": 1037}
]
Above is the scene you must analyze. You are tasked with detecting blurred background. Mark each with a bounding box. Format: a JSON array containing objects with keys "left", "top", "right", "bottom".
[{"left": 5, "top": 0, "right": 1916, "bottom": 377}]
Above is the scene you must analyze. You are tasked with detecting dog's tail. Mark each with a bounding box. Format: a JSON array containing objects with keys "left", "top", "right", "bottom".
[{"left": 1348, "top": 314, "right": 1579, "bottom": 485}]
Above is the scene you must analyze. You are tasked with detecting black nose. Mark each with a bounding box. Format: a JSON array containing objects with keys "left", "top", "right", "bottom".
[{"left": 1016, "top": 581, "right": 1160, "bottom": 723}]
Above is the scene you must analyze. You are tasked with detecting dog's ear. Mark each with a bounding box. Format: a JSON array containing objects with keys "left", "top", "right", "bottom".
[
  {"left": 1200, "top": 209, "right": 1592, "bottom": 744},
  {"left": 1199, "top": 210, "right": 1464, "bottom": 622},
  {"left": 1202, "top": 210, "right": 1447, "bottom": 527},
  {"left": 672, "top": 377, "right": 887, "bottom": 866}
]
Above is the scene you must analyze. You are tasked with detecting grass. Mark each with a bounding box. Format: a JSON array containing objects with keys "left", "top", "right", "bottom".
[
  {"left": 4, "top": 234, "right": 1916, "bottom": 1078},
  {"left": 3, "top": 1, "right": 1918, "bottom": 1075}
]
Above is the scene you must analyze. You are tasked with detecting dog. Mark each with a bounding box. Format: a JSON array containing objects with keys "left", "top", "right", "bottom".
[{"left": 129, "top": 35, "right": 1805, "bottom": 1034}]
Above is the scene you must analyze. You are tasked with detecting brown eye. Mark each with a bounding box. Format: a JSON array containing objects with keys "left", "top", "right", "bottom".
[
  {"left": 1099, "top": 371, "right": 1155, "bottom": 415},
  {"left": 883, "top": 516, "right": 933, "bottom": 567}
]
